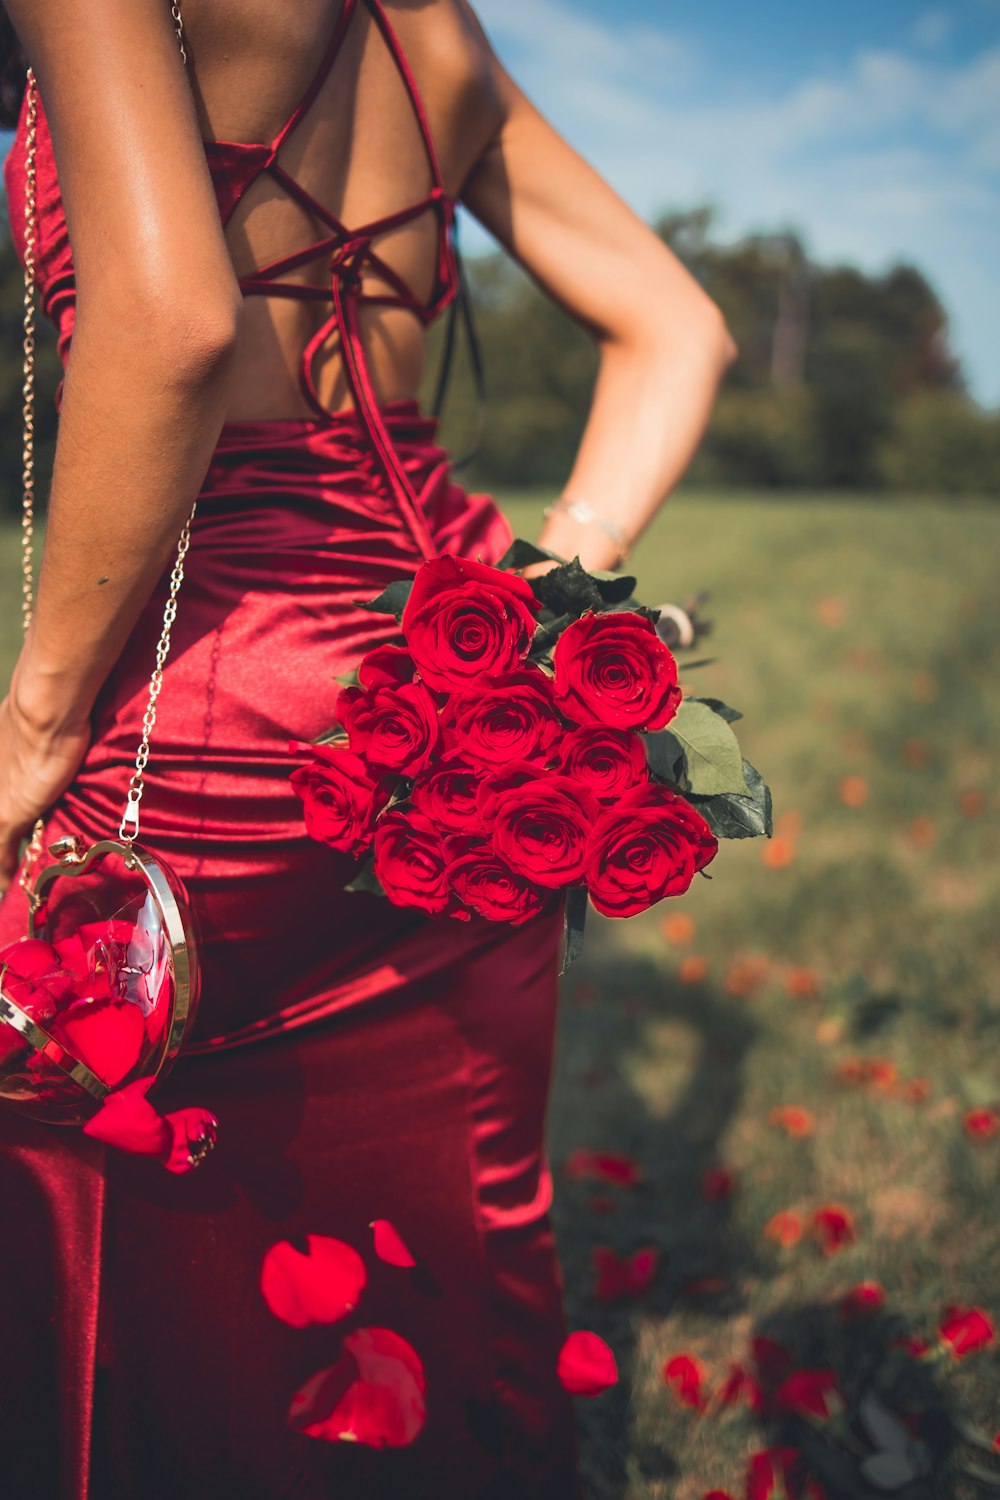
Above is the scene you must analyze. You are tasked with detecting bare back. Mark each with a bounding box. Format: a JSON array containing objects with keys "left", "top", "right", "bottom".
[{"left": 177, "top": 0, "right": 501, "bottom": 420}]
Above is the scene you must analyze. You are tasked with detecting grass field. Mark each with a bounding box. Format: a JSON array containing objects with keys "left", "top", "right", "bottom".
[{"left": 3, "top": 494, "right": 1000, "bottom": 1497}]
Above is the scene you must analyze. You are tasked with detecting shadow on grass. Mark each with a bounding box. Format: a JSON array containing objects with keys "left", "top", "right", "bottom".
[{"left": 549, "top": 933, "right": 762, "bottom": 1497}]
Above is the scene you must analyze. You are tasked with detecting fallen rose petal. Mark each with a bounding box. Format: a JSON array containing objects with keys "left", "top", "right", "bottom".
[
  {"left": 592, "top": 1245, "right": 659, "bottom": 1301},
  {"left": 768, "top": 1106, "right": 816, "bottom": 1138},
  {"left": 718, "top": 1363, "right": 763, "bottom": 1412},
  {"left": 700, "top": 1166, "right": 737, "bottom": 1202},
  {"left": 82, "top": 1077, "right": 170, "bottom": 1157},
  {"left": 162, "top": 1106, "right": 219, "bottom": 1174},
  {"left": 556, "top": 1331, "right": 618, "bottom": 1396},
  {"left": 289, "top": 1327, "right": 426, "bottom": 1447},
  {"left": 938, "top": 1305, "right": 996, "bottom": 1358},
  {"left": 839, "top": 1281, "right": 885, "bottom": 1319},
  {"left": 746, "top": 1445, "right": 815, "bottom": 1500},
  {"left": 763, "top": 1211, "right": 803, "bottom": 1248},
  {"left": 565, "top": 1148, "right": 643, "bottom": 1186},
  {"left": 751, "top": 1336, "right": 793, "bottom": 1383},
  {"left": 261, "top": 1235, "right": 367, "bottom": 1327},
  {"left": 776, "top": 1369, "right": 844, "bottom": 1422},
  {"left": 964, "top": 1107, "right": 999, "bottom": 1140},
  {"left": 370, "top": 1219, "right": 417, "bottom": 1268},
  {"left": 663, "top": 1353, "right": 707, "bottom": 1410},
  {"left": 810, "top": 1204, "right": 856, "bottom": 1255}
]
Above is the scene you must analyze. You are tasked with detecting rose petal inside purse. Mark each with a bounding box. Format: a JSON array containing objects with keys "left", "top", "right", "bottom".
[{"left": 0, "top": 843, "right": 196, "bottom": 1126}]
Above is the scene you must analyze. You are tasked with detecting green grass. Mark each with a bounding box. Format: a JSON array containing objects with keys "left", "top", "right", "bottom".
[
  {"left": 4, "top": 494, "right": 1000, "bottom": 1496},
  {"left": 500, "top": 492, "right": 1000, "bottom": 1499}
]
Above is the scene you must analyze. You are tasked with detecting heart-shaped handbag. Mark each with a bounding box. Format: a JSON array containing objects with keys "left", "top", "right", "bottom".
[{"left": 0, "top": 9, "right": 213, "bottom": 1167}]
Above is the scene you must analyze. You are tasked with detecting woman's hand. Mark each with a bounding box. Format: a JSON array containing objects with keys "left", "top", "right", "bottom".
[{"left": 0, "top": 690, "right": 91, "bottom": 894}]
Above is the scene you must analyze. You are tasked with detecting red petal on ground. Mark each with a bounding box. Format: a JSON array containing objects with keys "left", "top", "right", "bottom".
[
  {"left": 261, "top": 1235, "right": 367, "bottom": 1327},
  {"left": 964, "top": 1108, "right": 1000, "bottom": 1139},
  {"left": 700, "top": 1166, "right": 737, "bottom": 1202},
  {"left": 663, "top": 1353, "right": 707, "bottom": 1411},
  {"left": 839, "top": 1281, "right": 885, "bottom": 1319},
  {"left": 763, "top": 1211, "right": 803, "bottom": 1248},
  {"left": 81, "top": 1078, "right": 170, "bottom": 1157},
  {"left": 370, "top": 1219, "right": 417, "bottom": 1268},
  {"left": 556, "top": 1331, "right": 618, "bottom": 1396},
  {"left": 937, "top": 1305, "right": 997, "bottom": 1358},
  {"left": 810, "top": 1204, "right": 857, "bottom": 1255},
  {"left": 592, "top": 1245, "right": 659, "bottom": 1301},
  {"left": 746, "top": 1445, "right": 819, "bottom": 1500},
  {"left": 776, "top": 1369, "right": 844, "bottom": 1421},
  {"left": 288, "top": 1328, "right": 426, "bottom": 1447},
  {"left": 564, "top": 1148, "right": 644, "bottom": 1186},
  {"left": 718, "top": 1363, "right": 763, "bottom": 1411},
  {"left": 768, "top": 1106, "right": 816, "bottom": 1137},
  {"left": 751, "top": 1337, "right": 793, "bottom": 1383}
]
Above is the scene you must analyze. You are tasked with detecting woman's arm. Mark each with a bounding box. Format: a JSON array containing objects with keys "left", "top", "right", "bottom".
[
  {"left": 459, "top": 13, "right": 736, "bottom": 571},
  {"left": 0, "top": 0, "right": 242, "bottom": 887}
]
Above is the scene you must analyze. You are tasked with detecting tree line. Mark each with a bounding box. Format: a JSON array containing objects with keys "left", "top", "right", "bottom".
[
  {"left": 433, "top": 208, "right": 1000, "bottom": 498},
  {"left": 0, "top": 204, "right": 997, "bottom": 513}
]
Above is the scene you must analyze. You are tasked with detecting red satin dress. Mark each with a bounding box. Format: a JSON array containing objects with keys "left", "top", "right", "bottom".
[{"left": 0, "top": 5, "right": 581, "bottom": 1496}]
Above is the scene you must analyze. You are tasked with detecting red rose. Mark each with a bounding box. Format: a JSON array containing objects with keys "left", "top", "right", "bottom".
[
  {"left": 443, "top": 669, "right": 562, "bottom": 769},
  {"left": 552, "top": 611, "right": 681, "bottom": 731},
  {"left": 337, "top": 679, "right": 439, "bottom": 775},
  {"left": 356, "top": 643, "right": 417, "bottom": 691},
  {"left": 290, "top": 745, "right": 387, "bottom": 853},
  {"left": 557, "top": 725, "right": 648, "bottom": 801},
  {"left": 400, "top": 554, "right": 539, "bottom": 693},
  {"left": 585, "top": 784, "right": 718, "bottom": 917},
  {"left": 444, "top": 835, "right": 549, "bottom": 925},
  {"left": 408, "top": 759, "right": 487, "bottom": 834},
  {"left": 373, "top": 808, "right": 452, "bottom": 914},
  {"left": 485, "top": 772, "right": 599, "bottom": 889}
]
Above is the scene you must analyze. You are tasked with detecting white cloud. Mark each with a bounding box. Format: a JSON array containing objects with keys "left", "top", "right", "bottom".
[
  {"left": 468, "top": 1, "right": 1000, "bottom": 406},
  {"left": 911, "top": 9, "right": 954, "bottom": 49}
]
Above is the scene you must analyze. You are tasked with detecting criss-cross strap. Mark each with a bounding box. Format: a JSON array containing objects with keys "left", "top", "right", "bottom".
[{"left": 209, "top": 0, "right": 462, "bottom": 560}]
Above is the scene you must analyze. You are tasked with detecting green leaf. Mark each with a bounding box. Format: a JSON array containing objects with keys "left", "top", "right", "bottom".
[
  {"left": 494, "top": 538, "right": 569, "bottom": 572},
  {"left": 530, "top": 558, "right": 607, "bottom": 616},
  {"left": 662, "top": 699, "right": 749, "bottom": 797},
  {"left": 346, "top": 856, "right": 387, "bottom": 897},
  {"left": 355, "top": 578, "right": 414, "bottom": 621},
  {"left": 689, "top": 696, "right": 743, "bottom": 724},
  {"left": 690, "top": 760, "right": 773, "bottom": 840},
  {"left": 643, "top": 729, "right": 687, "bottom": 787},
  {"left": 528, "top": 613, "right": 572, "bottom": 660},
  {"left": 859, "top": 1451, "right": 920, "bottom": 1489},
  {"left": 312, "top": 728, "right": 349, "bottom": 748},
  {"left": 961, "top": 1463, "right": 1000, "bottom": 1489},
  {"left": 955, "top": 1417, "right": 1000, "bottom": 1455},
  {"left": 559, "top": 887, "right": 589, "bottom": 976},
  {"left": 334, "top": 666, "right": 360, "bottom": 689},
  {"left": 590, "top": 572, "right": 638, "bottom": 604},
  {"left": 677, "top": 657, "right": 717, "bottom": 671}
]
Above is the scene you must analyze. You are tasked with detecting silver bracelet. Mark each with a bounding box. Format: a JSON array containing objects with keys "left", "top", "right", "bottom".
[{"left": 541, "top": 496, "right": 632, "bottom": 567}]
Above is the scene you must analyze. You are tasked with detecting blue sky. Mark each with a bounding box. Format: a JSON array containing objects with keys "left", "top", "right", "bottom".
[{"left": 471, "top": 0, "right": 1000, "bottom": 406}]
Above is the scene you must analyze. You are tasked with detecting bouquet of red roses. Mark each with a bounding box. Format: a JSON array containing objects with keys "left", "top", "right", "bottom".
[{"left": 288, "top": 542, "right": 771, "bottom": 967}]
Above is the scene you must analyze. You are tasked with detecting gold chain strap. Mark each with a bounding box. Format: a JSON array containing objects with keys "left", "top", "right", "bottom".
[{"left": 19, "top": 1, "right": 193, "bottom": 871}]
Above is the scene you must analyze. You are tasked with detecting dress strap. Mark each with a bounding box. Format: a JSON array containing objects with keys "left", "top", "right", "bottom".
[
  {"left": 270, "top": 0, "right": 361, "bottom": 155},
  {"left": 361, "top": 0, "right": 448, "bottom": 193}
]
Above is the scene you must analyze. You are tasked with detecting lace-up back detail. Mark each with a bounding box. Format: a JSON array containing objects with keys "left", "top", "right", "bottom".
[{"left": 4, "top": 0, "right": 460, "bottom": 560}]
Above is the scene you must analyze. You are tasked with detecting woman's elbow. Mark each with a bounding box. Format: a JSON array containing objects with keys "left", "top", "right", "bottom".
[{"left": 149, "top": 289, "right": 243, "bottom": 387}]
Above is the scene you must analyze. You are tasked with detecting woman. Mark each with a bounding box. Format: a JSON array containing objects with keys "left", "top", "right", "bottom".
[{"left": 0, "top": 1, "right": 735, "bottom": 1496}]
